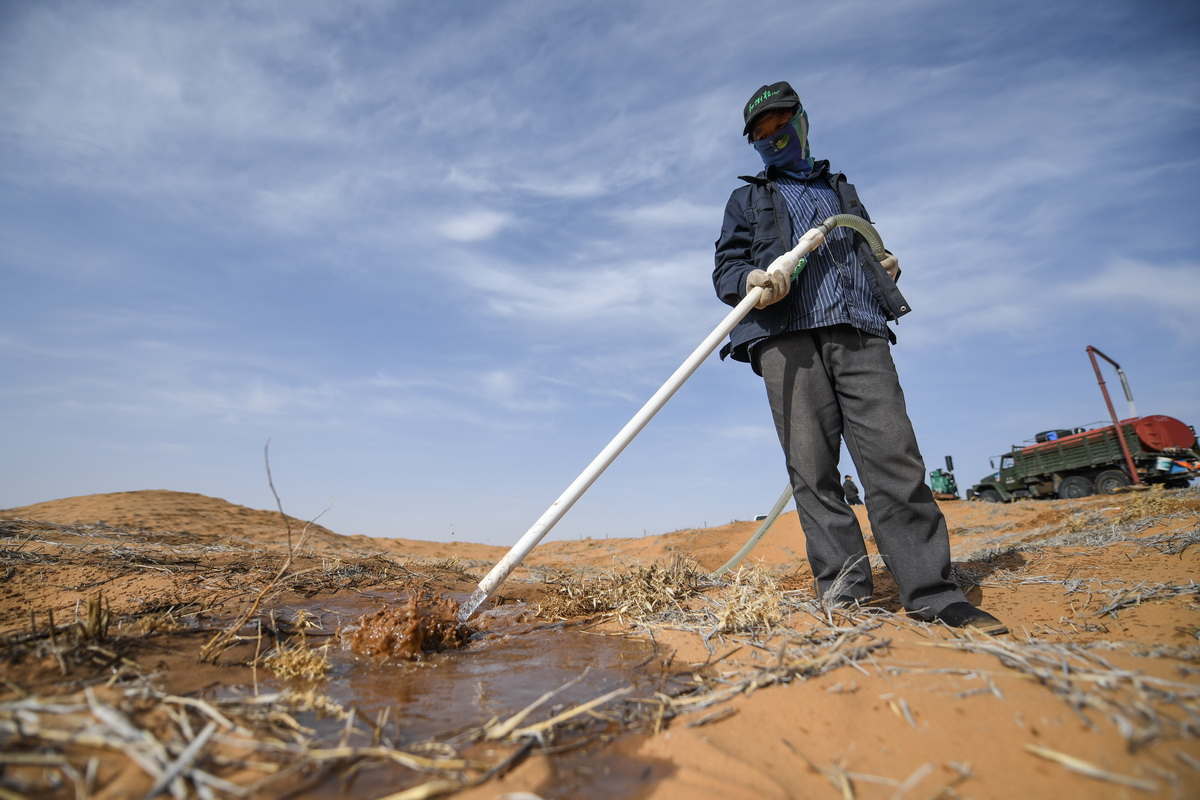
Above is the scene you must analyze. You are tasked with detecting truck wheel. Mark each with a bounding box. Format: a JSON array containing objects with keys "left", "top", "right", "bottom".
[
  {"left": 977, "top": 489, "right": 1002, "bottom": 503},
  {"left": 1094, "top": 469, "right": 1131, "bottom": 494},
  {"left": 1058, "top": 475, "right": 1094, "bottom": 499}
]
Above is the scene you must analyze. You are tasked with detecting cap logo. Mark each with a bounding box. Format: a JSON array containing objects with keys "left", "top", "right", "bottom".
[{"left": 746, "top": 88, "right": 780, "bottom": 117}]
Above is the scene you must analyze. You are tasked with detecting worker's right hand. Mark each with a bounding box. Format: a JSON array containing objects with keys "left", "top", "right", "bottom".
[
  {"left": 879, "top": 252, "right": 900, "bottom": 281},
  {"left": 746, "top": 269, "right": 791, "bottom": 309}
]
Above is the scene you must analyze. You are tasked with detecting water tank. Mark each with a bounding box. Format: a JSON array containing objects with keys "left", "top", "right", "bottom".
[{"left": 1129, "top": 415, "right": 1198, "bottom": 451}]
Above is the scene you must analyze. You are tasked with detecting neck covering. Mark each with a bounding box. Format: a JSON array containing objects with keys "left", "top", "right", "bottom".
[{"left": 752, "top": 107, "right": 814, "bottom": 177}]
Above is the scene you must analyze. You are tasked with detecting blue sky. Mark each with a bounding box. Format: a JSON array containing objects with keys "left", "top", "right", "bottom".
[{"left": 3, "top": 1, "right": 1198, "bottom": 545}]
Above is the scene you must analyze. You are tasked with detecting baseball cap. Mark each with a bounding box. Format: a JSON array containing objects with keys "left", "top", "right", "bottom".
[{"left": 742, "top": 81, "right": 800, "bottom": 135}]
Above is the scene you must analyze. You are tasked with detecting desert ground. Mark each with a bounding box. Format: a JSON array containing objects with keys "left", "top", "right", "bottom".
[{"left": 1, "top": 487, "right": 1198, "bottom": 799}]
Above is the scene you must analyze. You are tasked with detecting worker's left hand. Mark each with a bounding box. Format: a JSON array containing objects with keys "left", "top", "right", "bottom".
[
  {"left": 746, "top": 268, "right": 791, "bottom": 309},
  {"left": 879, "top": 252, "right": 900, "bottom": 281}
]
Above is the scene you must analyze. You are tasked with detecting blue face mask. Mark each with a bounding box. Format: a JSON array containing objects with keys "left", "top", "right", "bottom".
[{"left": 751, "top": 108, "right": 814, "bottom": 176}]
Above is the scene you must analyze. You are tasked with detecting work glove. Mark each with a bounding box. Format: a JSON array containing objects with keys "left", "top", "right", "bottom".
[
  {"left": 879, "top": 252, "right": 900, "bottom": 282},
  {"left": 746, "top": 268, "right": 791, "bottom": 309}
]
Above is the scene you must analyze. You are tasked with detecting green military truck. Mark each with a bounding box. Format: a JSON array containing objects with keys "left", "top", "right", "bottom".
[{"left": 968, "top": 414, "right": 1200, "bottom": 502}]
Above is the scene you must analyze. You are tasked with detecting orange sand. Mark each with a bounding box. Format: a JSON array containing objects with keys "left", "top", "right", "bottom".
[{"left": 2, "top": 488, "right": 1198, "bottom": 799}]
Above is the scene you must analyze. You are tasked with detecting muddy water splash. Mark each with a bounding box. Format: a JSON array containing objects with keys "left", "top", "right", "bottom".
[{"left": 342, "top": 591, "right": 469, "bottom": 660}]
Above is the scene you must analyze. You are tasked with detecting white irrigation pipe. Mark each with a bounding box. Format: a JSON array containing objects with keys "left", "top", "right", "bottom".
[{"left": 459, "top": 215, "right": 885, "bottom": 622}]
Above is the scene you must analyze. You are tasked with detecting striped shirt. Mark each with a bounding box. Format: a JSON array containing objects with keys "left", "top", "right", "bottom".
[{"left": 775, "top": 175, "right": 890, "bottom": 339}]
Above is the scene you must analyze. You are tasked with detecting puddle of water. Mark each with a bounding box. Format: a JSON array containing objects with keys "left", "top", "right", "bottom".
[
  {"left": 216, "top": 592, "right": 671, "bottom": 797},
  {"left": 263, "top": 592, "right": 661, "bottom": 745}
]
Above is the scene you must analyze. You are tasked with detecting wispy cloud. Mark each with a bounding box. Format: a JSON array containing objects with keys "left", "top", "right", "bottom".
[
  {"left": 3, "top": 0, "right": 1198, "bottom": 543},
  {"left": 612, "top": 199, "right": 720, "bottom": 230},
  {"left": 437, "top": 209, "right": 515, "bottom": 243}
]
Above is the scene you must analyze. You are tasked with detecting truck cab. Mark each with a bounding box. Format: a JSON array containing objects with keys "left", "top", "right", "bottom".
[{"left": 971, "top": 454, "right": 1055, "bottom": 503}]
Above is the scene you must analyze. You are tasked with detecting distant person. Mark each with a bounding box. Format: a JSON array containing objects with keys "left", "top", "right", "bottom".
[
  {"left": 712, "top": 80, "right": 1006, "bottom": 635},
  {"left": 842, "top": 476, "right": 862, "bottom": 506}
]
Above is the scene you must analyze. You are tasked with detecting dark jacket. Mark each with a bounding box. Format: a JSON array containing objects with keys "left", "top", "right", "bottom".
[{"left": 713, "top": 161, "right": 911, "bottom": 367}]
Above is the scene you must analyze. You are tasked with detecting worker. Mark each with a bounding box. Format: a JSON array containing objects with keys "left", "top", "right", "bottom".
[
  {"left": 713, "top": 81, "right": 1006, "bottom": 635},
  {"left": 842, "top": 475, "right": 862, "bottom": 506}
]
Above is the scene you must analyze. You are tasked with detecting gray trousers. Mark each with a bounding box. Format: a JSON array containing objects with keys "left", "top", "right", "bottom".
[{"left": 755, "top": 325, "right": 965, "bottom": 617}]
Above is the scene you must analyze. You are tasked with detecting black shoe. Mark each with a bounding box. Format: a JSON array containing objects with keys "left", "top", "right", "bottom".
[{"left": 933, "top": 602, "right": 1008, "bottom": 635}]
